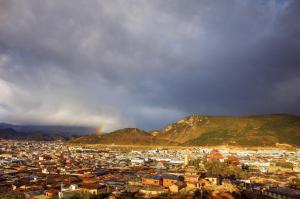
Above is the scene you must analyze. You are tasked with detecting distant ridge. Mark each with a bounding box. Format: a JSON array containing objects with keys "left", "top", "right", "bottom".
[
  {"left": 70, "top": 114, "right": 300, "bottom": 147},
  {"left": 0, "top": 123, "right": 95, "bottom": 141}
]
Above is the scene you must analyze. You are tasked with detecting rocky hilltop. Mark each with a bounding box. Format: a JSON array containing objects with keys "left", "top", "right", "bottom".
[{"left": 157, "top": 114, "right": 300, "bottom": 146}]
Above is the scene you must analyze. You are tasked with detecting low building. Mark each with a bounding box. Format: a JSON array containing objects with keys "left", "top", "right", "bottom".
[
  {"left": 169, "top": 181, "right": 186, "bottom": 193},
  {"left": 142, "top": 175, "right": 163, "bottom": 186},
  {"left": 205, "top": 176, "right": 222, "bottom": 185},
  {"left": 262, "top": 187, "right": 300, "bottom": 199},
  {"left": 207, "top": 150, "right": 224, "bottom": 162},
  {"left": 227, "top": 155, "right": 240, "bottom": 165},
  {"left": 58, "top": 184, "right": 80, "bottom": 199},
  {"left": 162, "top": 174, "right": 184, "bottom": 188},
  {"left": 80, "top": 183, "right": 106, "bottom": 195},
  {"left": 139, "top": 186, "right": 169, "bottom": 197},
  {"left": 184, "top": 166, "right": 204, "bottom": 187},
  {"left": 45, "top": 189, "right": 59, "bottom": 199},
  {"left": 130, "top": 158, "right": 145, "bottom": 165}
]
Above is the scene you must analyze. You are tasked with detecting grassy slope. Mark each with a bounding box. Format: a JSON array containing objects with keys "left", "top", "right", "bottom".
[
  {"left": 157, "top": 114, "right": 300, "bottom": 146},
  {"left": 69, "top": 128, "right": 178, "bottom": 146},
  {"left": 70, "top": 114, "right": 300, "bottom": 147}
]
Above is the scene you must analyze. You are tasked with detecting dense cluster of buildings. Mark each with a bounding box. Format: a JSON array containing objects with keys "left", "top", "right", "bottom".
[{"left": 0, "top": 139, "right": 299, "bottom": 198}]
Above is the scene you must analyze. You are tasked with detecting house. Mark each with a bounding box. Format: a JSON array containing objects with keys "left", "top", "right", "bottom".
[
  {"left": 128, "top": 177, "right": 142, "bottom": 186},
  {"left": 262, "top": 187, "right": 300, "bottom": 199},
  {"left": 169, "top": 181, "right": 186, "bottom": 193},
  {"left": 58, "top": 184, "right": 80, "bottom": 199},
  {"left": 205, "top": 176, "right": 222, "bottom": 185},
  {"left": 207, "top": 149, "right": 224, "bottom": 162},
  {"left": 142, "top": 175, "right": 163, "bottom": 186},
  {"left": 139, "top": 186, "right": 169, "bottom": 197},
  {"left": 130, "top": 158, "right": 145, "bottom": 165},
  {"left": 155, "top": 162, "right": 166, "bottom": 170},
  {"left": 80, "top": 183, "right": 106, "bottom": 195},
  {"left": 227, "top": 155, "right": 240, "bottom": 165},
  {"left": 80, "top": 176, "right": 98, "bottom": 184},
  {"left": 162, "top": 174, "right": 184, "bottom": 188},
  {"left": 45, "top": 189, "right": 59, "bottom": 199},
  {"left": 184, "top": 166, "right": 204, "bottom": 184},
  {"left": 205, "top": 177, "right": 218, "bottom": 185}
]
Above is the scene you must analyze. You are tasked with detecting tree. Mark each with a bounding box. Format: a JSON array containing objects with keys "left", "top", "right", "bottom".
[
  {"left": 204, "top": 160, "right": 251, "bottom": 179},
  {"left": 90, "top": 193, "right": 110, "bottom": 199},
  {"left": 0, "top": 191, "right": 25, "bottom": 199},
  {"left": 188, "top": 158, "right": 202, "bottom": 168},
  {"left": 275, "top": 161, "right": 293, "bottom": 169},
  {"left": 65, "top": 192, "right": 89, "bottom": 199}
]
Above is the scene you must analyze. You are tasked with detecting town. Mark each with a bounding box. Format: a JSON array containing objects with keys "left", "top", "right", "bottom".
[{"left": 0, "top": 139, "right": 299, "bottom": 199}]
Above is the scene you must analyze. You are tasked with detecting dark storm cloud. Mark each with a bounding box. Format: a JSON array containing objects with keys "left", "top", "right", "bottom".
[{"left": 0, "top": 0, "right": 299, "bottom": 131}]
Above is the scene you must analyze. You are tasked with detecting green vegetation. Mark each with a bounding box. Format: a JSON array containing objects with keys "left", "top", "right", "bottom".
[
  {"left": 64, "top": 192, "right": 109, "bottom": 199},
  {"left": 187, "top": 157, "right": 251, "bottom": 179},
  {"left": 89, "top": 193, "right": 110, "bottom": 199},
  {"left": 0, "top": 191, "right": 25, "bottom": 199},
  {"left": 69, "top": 128, "right": 178, "bottom": 146},
  {"left": 176, "top": 114, "right": 300, "bottom": 147},
  {"left": 184, "top": 130, "right": 230, "bottom": 146},
  {"left": 292, "top": 178, "right": 300, "bottom": 186},
  {"left": 275, "top": 161, "right": 294, "bottom": 169},
  {"left": 188, "top": 158, "right": 203, "bottom": 168},
  {"left": 204, "top": 160, "right": 251, "bottom": 179},
  {"left": 70, "top": 114, "right": 300, "bottom": 147}
]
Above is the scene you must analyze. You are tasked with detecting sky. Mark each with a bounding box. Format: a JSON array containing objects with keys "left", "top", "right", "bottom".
[{"left": 0, "top": 0, "right": 299, "bottom": 131}]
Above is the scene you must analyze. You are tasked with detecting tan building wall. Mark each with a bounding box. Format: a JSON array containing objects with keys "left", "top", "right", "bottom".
[
  {"left": 163, "top": 179, "right": 177, "bottom": 187},
  {"left": 142, "top": 178, "right": 162, "bottom": 186}
]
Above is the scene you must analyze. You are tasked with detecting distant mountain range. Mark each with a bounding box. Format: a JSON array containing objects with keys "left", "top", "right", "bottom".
[
  {"left": 70, "top": 114, "right": 300, "bottom": 147},
  {"left": 0, "top": 123, "right": 95, "bottom": 141}
]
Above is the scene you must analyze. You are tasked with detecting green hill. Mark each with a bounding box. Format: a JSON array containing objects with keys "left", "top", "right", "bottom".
[
  {"left": 70, "top": 114, "right": 300, "bottom": 147},
  {"left": 157, "top": 114, "right": 300, "bottom": 146},
  {"left": 69, "top": 128, "right": 178, "bottom": 146}
]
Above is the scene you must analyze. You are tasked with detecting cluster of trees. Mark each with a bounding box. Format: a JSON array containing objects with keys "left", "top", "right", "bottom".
[
  {"left": 204, "top": 160, "right": 251, "bottom": 179},
  {"left": 275, "top": 161, "right": 294, "bottom": 169},
  {"left": 0, "top": 191, "right": 110, "bottom": 199},
  {"left": 188, "top": 158, "right": 202, "bottom": 168},
  {"left": 64, "top": 192, "right": 109, "bottom": 199},
  {"left": 292, "top": 178, "right": 300, "bottom": 187},
  {"left": 188, "top": 158, "right": 251, "bottom": 179},
  {"left": 0, "top": 191, "right": 25, "bottom": 199}
]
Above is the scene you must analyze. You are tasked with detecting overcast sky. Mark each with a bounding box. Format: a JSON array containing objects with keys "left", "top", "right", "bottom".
[{"left": 0, "top": 0, "right": 299, "bottom": 131}]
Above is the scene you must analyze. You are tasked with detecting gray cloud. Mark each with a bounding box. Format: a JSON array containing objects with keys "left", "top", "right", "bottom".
[{"left": 0, "top": 0, "right": 299, "bottom": 131}]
